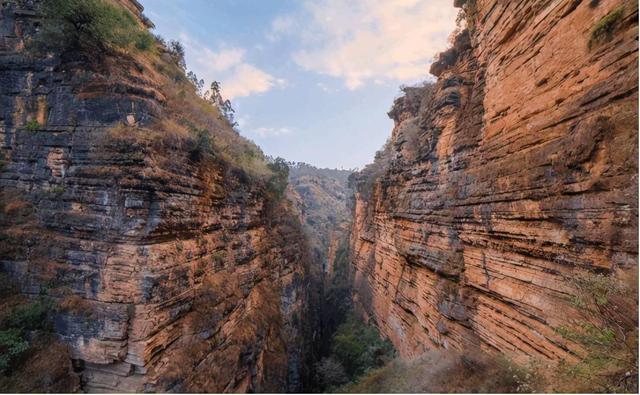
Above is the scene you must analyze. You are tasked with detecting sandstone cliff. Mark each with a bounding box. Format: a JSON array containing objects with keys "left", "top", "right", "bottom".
[
  {"left": 0, "top": 0, "right": 312, "bottom": 392},
  {"left": 350, "top": 0, "right": 638, "bottom": 386}
]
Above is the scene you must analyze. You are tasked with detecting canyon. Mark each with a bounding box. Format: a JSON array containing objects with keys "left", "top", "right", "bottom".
[{"left": 0, "top": 0, "right": 638, "bottom": 393}]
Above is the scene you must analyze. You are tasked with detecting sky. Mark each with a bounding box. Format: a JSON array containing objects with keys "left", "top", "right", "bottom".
[{"left": 140, "top": 0, "right": 458, "bottom": 169}]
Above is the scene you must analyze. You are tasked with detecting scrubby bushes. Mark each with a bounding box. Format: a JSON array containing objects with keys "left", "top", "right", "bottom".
[
  {"left": 340, "top": 350, "right": 539, "bottom": 393},
  {"left": 266, "top": 157, "right": 290, "bottom": 201},
  {"left": 589, "top": 7, "right": 625, "bottom": 49},
  {"left": 0, "top": 275, "right": 76, "bottom": 391},
  {"left": 187, "top": 127, "right": 216, "bottom": 162},
  {"left": 24, "top": 120, "right": 41, "bottom": 132},
  {"left": 349, "top": 138, "right": 393, "bottom": 201},
  {"left": 0, "top": 297, "right": 52, "bottom": 375},
  {"left": 553, "top": 269, "right": 638, "bottom": 392},
  {"left": 313, "top": 313, "right": 395, "bottom": 391},
  {"left": 34, "top": 0, "right": 154, "bottom": 53},
  {"left": 0, "top": 329, "right": 28, "bottom": 375}
]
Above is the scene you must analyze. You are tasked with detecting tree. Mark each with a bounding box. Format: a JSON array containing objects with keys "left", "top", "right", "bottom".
[
  {"left": 221, "top": 99, "right": 237, "bottom": 127},
  {"left": 168, "top": 40, "right": 186, "bottom": 69},
  {"left": 186, "top": 71, "right": 204, "bottom": 94},
  {"left": 315, "top": 357, "right": 349, "bottom": 390},
  {"left": 267, "top": 157, "right": 290, "bottom": 200},
  {"left": 204, "top": 82, "right": 238, "bottom": 127}
]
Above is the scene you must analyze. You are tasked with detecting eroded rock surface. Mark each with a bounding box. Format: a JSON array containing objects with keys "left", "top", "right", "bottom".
[
  {"left": 0, "top": 1, "right": 311, "bottom": 392},
  {"left": 350, "top": 0, "right": 638, "bottom": 363}
]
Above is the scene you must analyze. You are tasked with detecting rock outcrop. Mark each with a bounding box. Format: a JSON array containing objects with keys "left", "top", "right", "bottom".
[
  {"left": 0, "top": 1, "right": 312, "bottom": 392},
  {"left": 350, "top": 0, "right": 637, "bottom": 365}
]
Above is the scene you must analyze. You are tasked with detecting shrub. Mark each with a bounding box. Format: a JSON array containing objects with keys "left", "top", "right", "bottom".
[
  {"left": 35, "top": 0, "right": 154, "bottom": 53},
  {"left": 589, "top": 7, "right": 624, "bottom": 49},
  {"left": 49, "top": 185, "right": 66, "bottom": 194},
  {"left": 315, "top": 357, "right": 349, "bottom": 390},
  {"left": 135, "top": 30, "right": 154, "bottom": 51},
  {"left": 553, "top": 269, "right": 638, "bottom": 392},
  {"left": 168, "top": 40, "right": 187, "bottom": 70},
  {"left": 188, "top": 128, "right": 215, "bottom": 162},
  {"left": 25, "top": 120, "right": 40, "bottom": 132},
  {"left": 0, "top": 297, "right": 54, "bottom": 376},
  {"left": 266, "top": 157, "right": 290, "bottom": 200},
  {"left": 4, "top": 299, "right": 51, "bottom": 331},
  {"left": 329, "top": 313, "right": 395, "bottom": 379},
  {"left": 0, "top": 329, "right": 29, "bottom": 375},
  {"left": 350, "top": 138, "right": 393, "bottom": 201},
  {"left": 565, "top": 271, "right": 629, "bottom": 308}
]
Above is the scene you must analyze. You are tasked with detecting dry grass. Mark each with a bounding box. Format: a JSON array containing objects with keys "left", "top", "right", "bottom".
[
  {"left": 0, "top": 334, "right": 78, "bottom": 392},
  {"left": 549, "top": 267, "right": 638, "bottom": 393},
  {"left": 105, "top": 40, "right": 274, "bottom": 181},
  {"left": 3, "top": 200, "right": 31, "bottom": 216},
  {"left": 339, "top": 349, "right": 540, "bottom": 393},
  {"left": 0, "top": 189, "right": 34, "bottom": 226},
  {"left": 57, "top": 294, "right": 96, "bottom": 318}
]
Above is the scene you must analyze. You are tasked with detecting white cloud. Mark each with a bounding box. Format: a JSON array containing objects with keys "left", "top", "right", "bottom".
[
  {"left": 178, "top": 33, "right": 286, "bottom": 100},
  {"left": 284, "top": 0, "right": 457, "bottom": 89},
  {"left": 248, "top": 127, "right": 293, "bottom": 138},
  {"left": 267, "top": 15, "right": 297, "bottom": 42},
  {"left": 206, "top": 48, "right": 245, "bottom": 72},
  {"left": 223, "top": 64, "right": 285, "bottom": 99}
]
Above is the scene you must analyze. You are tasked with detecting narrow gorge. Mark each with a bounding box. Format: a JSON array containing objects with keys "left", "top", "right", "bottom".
[{"left": 0, "top": 0, "right": 638, "bottom": 393}]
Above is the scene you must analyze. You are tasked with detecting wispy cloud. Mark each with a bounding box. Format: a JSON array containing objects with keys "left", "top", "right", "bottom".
[
  {"left": 179, "top": 33, "right": 286, "bottom": 100},
  {"left": 316, "top": 82, "right": 335, "bottom": 93},
  {"left": 267, "top": 15, "right": 296, "bottom": 42},
  {"left": 236, "top": 115, "right": 293, "bottom": 139},
  {"left": 274, "top": 0, "right": 456, "bottom": 90},
  {"left": 248, "top": 127, "right": 293, "bottom": 138}
]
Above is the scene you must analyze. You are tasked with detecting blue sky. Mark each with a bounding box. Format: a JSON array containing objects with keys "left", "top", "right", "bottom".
[{"left": 140, "top": 0, "right": 457, "bottom": 169}]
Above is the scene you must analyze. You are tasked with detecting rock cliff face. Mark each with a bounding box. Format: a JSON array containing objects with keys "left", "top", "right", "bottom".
[
  {"left": 0, "top": 1, "right": 311, "bottom": 392},
  {"left": 288, "top": 163, "right": 352, "bottom": 275},
  {"left": 350, "top": 0, "right": 638, "bottom": 363}
]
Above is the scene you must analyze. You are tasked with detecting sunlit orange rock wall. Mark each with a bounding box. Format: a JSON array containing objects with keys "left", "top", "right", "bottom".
[{"left": 350, "top": 0, "right": 638, "bottom": 362}]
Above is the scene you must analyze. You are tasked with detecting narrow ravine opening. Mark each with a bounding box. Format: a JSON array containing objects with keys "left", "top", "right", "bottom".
[{"left": 287, "top": 163, "right": 399, "bottom": 392}]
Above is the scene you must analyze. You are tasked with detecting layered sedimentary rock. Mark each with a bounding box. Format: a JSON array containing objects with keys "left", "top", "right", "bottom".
[
  {"left": 288, "top": 163, "right": 352, "bottom": 275},
  {"left": 0, "top": 1, "right": 311, "bottom": 392},
  {"left": 350, "top": 0, "right": 638, "bottom": 363}
]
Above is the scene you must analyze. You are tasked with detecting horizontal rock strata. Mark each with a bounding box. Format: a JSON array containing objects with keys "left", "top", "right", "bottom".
[
  {"left": 0, "top": 1, "right": 311, "bottom": 392},
  {"left": 350, "top": 0, "right": 638, "bottom": 363}
]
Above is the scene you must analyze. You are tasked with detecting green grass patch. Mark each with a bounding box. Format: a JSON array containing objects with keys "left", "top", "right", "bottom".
[
  {"left": 0, "top": 329, "right": 29, "bottom": 375},
  {"left": 25, "top": 120, "right": 41, "bottom": 132},
  {"left": 33, "top": 0, "right": 154, "bottom": 54},
  {"left": 48, "top": 185, "right": 66, "bottom": 194},
  {"left": 589, "top": 7, "right": 624, "bottom": 49}
]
